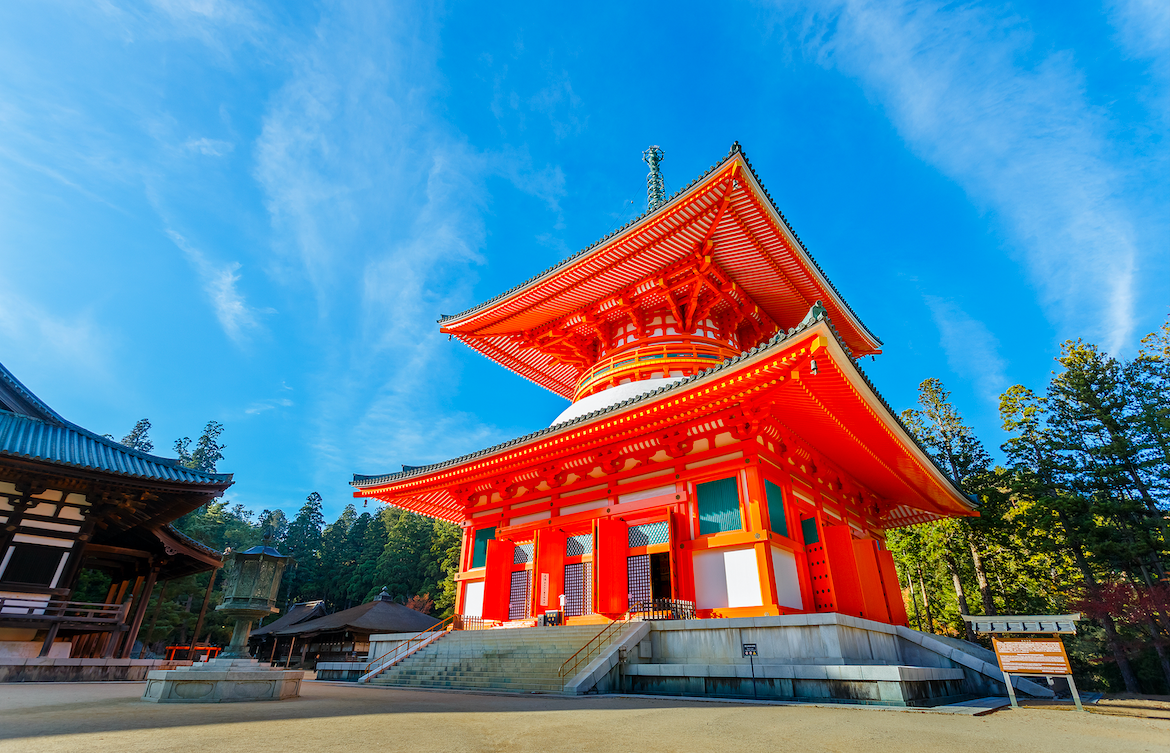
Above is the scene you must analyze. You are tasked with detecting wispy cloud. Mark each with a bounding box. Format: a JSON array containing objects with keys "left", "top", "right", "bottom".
[
  {"left": 0, "top": 291, "right": 109, "bottom": 374},
  {"left": 184, "top": 137, "right": 234, "bottom": 156},
  {"left": 783, "top": 0, "right": 1145, "bottom": 353},
  {"left": 924, "top": 296, "right": 1007, "bottom": 403},
  {"left": 167, "top": 229, "right": 269, "bottom": 344},
  {"left": 1108, "top": 0, "right": 1170, "bottom": 65},
  {"left": 252, "top": 2, "right": 527, "bottom": 487}
]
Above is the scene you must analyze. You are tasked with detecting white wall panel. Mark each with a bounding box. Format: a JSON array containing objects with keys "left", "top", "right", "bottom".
[
  {"left": 692, "top": 550, "right": 729, "bottom": 609},
  {"left": 463, "top": 581, "right": 484, "bottom": 617},
  {"left": 771, "top": 546, "right": 803, "bottom": 609},
  {"left": 693, "top": 547, "right": 763, "bottom": 609},
  {"left": 724, "top": 548, "right": 763, "bottom": 608}
]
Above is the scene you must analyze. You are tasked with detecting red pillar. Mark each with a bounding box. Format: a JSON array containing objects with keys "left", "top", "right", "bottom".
[{"left": 480, "top": 540, "right": 514, "bottom": 621}]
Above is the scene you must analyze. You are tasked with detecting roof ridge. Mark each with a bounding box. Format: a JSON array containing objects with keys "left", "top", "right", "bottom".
[{"left": 0, "top": 361, "right": 67, "bottom": 424}]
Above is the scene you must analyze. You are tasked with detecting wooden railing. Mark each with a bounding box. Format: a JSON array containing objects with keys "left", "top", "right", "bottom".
[
  {"left": 358, "top": 616, "right": 454, "bottom": 683},
  {"left": 557, "top": 616, "right": 631, "bottom": 689},
  {"left": 628, "top": 599, "right": 695, "bottom": 621},
  {"left": 0, "top": 598, "right": 129, "bottom": 624},
  {"left": 452, "top": 615, "right": 501, "bottom": 631}
]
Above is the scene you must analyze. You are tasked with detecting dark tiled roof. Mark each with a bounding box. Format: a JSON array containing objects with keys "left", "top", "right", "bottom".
[
  {"left": 251, "top": 601, "right": 327, "bottom": 638},
  {"left": 161, "top": 524, "right": 223, "bottom": 560},
  {"left": 353, "top": 303, "right": 958, "bottom": 493},
  {"left": 437, "top": 142, "right": 880, "bottom": 347},
  {"left": 0, "top": 361, "right": 232, "bottom": 487},
  {"left": 273, "top": 595, "right": 440, "bottom": 637}
]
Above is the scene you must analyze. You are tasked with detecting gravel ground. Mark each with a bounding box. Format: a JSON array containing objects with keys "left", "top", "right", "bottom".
[{"left": 0, "top": 681, "right": 1166, "bottom": 753}]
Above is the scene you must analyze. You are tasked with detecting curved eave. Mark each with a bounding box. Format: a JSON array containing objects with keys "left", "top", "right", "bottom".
[
  {"left": 0, "top": 411, "right": 234, "bottom": 490},
  {"left": 355, "top": 315, "right": 969, "bottom": 527}
]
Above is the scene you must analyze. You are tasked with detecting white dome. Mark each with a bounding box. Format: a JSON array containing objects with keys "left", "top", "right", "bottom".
[{"left": 550, "top": 377, "right": 684, "bottom": 427}]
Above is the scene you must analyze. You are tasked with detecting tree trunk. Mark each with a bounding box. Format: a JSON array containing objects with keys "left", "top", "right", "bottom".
[
  {"left": 1147, "top": 618, "right": 1170, "bottom": 692},
  {"left": 945, "top": 553, "right": 977, "bottom": 641},
  {"left": 918, "top": 566, "right": 934, "bottom": 633},
  {"left": 906, "top": 569, "right": 923, "bottom": 631},
  {"left": 1056, "top": 509, "right": 1141, "bottom": 693},
  {"left": 967, "top": 535, "right": 996, "bottom": 615}
]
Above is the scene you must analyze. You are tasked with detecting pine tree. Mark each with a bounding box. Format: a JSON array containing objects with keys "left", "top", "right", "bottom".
[
  {"left": 120, "top": 419, "right": 154, "bottom": 452},
  {"left": 284, "top": 492, "right": 325, "bottom": 603}
]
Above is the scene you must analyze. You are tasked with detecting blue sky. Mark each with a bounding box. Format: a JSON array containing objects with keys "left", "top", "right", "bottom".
[{"left": 1, "top": 1, "right": 1166, "bottom": 522}]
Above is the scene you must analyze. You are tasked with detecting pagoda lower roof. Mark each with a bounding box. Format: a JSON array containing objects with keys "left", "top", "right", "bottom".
[
  {"left": 354, "top": 308, "right": 973, "bottom": 529},
  {"left": 438, "top": 144, "right": 883, "bottom": 399}
]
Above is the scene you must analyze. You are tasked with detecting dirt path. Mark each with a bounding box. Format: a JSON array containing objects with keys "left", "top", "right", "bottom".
[{"left": 0, "top": 682, "right": 1166, "bottom": 753}]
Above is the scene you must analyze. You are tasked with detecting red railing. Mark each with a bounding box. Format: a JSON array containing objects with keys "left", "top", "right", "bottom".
[{"left": 574, "top": 341, "right": 735, "bottom": 400}]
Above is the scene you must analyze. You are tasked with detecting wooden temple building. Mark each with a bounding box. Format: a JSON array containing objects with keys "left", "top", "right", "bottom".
[
  {"left": 0, "top": 361, "right": 231, "bottom": 665},
  {"left": 253, "top": 590, "right": 439, "bottom": 669},
  {"left": 352, "top": 144, "right": 976, "bottom": 628}
]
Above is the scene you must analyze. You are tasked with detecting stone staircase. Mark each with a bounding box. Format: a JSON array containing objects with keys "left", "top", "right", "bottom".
[{"left": 369, "top": 625, "right": 616, "bottom": 694}]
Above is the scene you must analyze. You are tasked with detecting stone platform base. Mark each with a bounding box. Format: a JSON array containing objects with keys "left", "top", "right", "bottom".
[
  {"left": 143, "top": 658, "right": 304, "bottom": 703},
  {"left": 315, "top": 661, "right": 369, "bottom": 681}
]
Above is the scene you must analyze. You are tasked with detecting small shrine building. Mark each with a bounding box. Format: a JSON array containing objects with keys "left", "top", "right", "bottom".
[{"left": 352, "top": 144, "right": 975, "bottom": 626}]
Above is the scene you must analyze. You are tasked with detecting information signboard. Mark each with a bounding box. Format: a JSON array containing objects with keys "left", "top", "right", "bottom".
[{"left": 992, "top": 637, "right": 1072, "bottom": 675}]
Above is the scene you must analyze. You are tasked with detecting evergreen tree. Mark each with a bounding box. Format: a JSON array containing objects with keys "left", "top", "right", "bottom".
[
  {"left": 120, "top": 418, "right": 154, "bottom": 452},
  {"left": 174, "top": 421, "right": 226, "bottom": 473},
  {"left": 284, "top": 492, "right": 325, "bottom": 603}
]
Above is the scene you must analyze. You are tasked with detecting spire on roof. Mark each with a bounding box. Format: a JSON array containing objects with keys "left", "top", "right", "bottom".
[{"left": 642, "top": 145, "right": 665, "bottom": 210}]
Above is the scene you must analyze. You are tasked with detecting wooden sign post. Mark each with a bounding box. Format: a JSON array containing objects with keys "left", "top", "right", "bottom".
[
  {"left": 964, "top": 614, "right": 1085, "bottom": 712},
  {"left": 992, "top": 636, "right": 1082, "bottom": 711}
]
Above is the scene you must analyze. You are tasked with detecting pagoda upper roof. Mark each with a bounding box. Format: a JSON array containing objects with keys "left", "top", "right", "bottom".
[
  {"left": 439, "top": 143, "right": 883, "bottom": 398},
  {"left": 354, "top": 306, "right": 972, "bottom": 530}
]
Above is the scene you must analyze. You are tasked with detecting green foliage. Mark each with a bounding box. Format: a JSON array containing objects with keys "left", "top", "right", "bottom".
[
  {"left": 889, "top": 317, "right": 1170, "bottom": 695},
  {"left": 119, "top": 418, "right": 154, "bottom": 453},
  {"left": 174, "top": 421, "right": 226, "bottom": 473}
]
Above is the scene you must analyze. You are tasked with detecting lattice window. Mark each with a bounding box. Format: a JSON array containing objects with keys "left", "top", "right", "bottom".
[
  {"left": 509, "top": 570, "right": 531, "bottom": 620},
  {"left": 627, "top": 554, "right": 651, "bottom": 605},
  {"left": 566, "top": 533, "right": 593, "bottom": 558},
  {"left": 628, "top": 521, "right": 670, "bottom": 548},
  {"left": 696, "top": 477, "right": 743, "bottom": 535},
  {"left": 564, "top": 561, "right": 593, "bottom": 616},
  {"left": 513, "top": 541, "right": 534, "bottom": 565}
]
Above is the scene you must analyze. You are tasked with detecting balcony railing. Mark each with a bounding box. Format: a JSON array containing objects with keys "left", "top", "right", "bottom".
[{"left": 0, "top": 598, "right": 129, "bottom": 625}]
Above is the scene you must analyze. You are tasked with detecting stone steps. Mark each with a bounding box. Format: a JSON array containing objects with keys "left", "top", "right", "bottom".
[{"left": 368, "top": 624, "right": 628, "bottom": 694}]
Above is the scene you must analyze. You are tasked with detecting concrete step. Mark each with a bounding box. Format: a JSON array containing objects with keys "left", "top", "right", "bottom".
[{"left": 365, "top": 623, "right": 632, "bottom": 693}]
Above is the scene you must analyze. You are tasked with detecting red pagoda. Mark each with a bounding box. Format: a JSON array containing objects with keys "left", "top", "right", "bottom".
[{"left": 352, "top": 144, "right": 975, "bottom": 626}]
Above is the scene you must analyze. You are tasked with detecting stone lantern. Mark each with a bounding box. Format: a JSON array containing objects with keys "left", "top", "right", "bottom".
[
  {"left": 216, "top": 539, "right": 293, "bottom": 658},
  {"left": 142, "top": 533, "right": 304, "bottom": 703}
]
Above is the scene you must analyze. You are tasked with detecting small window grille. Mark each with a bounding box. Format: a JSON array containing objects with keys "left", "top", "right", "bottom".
[
  {"left": 628, "top": 522, "right": 670, "bottom": 548},
  {"left": 565, "top": 533, "right": 593, "bottom": 558},
  {"left": 513, "top": 541, "right": 534, "bottom": 565}
]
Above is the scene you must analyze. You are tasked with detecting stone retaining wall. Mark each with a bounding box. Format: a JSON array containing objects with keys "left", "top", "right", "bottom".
[{"left": 1, "top": 658, "right": 194, "bottom": 682}]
